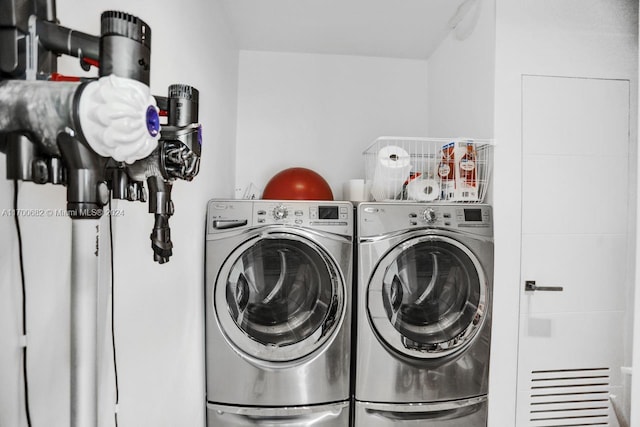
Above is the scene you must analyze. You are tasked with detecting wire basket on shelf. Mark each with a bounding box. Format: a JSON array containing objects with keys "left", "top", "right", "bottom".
[{"left": 363, "top": 137, "right": 493, "bottom": 203}]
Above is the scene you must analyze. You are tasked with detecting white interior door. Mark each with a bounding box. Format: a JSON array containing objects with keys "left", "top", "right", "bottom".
[{"left": 516, "top": 75, "right": 631, "bottom": 427}]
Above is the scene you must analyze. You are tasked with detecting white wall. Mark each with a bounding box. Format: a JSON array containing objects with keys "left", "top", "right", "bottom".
[
  {"left": 427, "top": 0, "right": 496, "bottom": 141},
  {"left": 0, "top": 0, "right": 239, "bottom": 426},
  {"left": 492, "top": 0, "right": 638, "bottom": 425},
  {"left": 634, "top": 16, "right": 640, "bottom": 426},
  {"left": 234, "top": 51, "right": 429, "bottom": 200}
]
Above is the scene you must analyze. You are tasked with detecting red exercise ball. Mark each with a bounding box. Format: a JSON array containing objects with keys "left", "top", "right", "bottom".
[{"left": 263, "top": 167, "right": 334, "bottom": 201}]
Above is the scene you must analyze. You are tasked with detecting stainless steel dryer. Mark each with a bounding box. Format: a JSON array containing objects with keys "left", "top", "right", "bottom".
[
  {"left": 205, "top": 199, "right": 353, "bottom": 427},
  {"left": 355, "top": 202, "right": 493, "bottom": 426}
]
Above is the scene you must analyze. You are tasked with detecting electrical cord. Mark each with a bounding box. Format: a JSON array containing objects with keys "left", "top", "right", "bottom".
[
  {"left": 13, "top": 180, "right": 32, "bottom": 427},
  {"left": 109, "top": 195, "right": 120, "bottom": 427},
  {"left": 12, "top": 184, "right": 120, "bottom": 426}
]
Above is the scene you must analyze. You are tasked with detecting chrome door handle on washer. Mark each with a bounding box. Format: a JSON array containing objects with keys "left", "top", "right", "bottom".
[{"left": 525, "top": 280, "right": 564, "bottom": 292}]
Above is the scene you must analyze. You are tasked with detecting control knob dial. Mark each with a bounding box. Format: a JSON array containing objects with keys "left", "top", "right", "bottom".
[
  {"left": 273, "top": 205, "right": 288, "bottom": 220},
  {"left": 422, "top": 208, "right": 437, "bottom": 224}
]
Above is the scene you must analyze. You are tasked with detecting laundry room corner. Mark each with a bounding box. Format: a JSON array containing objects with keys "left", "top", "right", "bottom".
[{"left": 2, "top": 1, "right": 639, "bottom": 426}]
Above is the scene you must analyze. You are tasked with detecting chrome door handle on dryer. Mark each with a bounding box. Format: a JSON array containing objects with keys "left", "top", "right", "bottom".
[
  {"left": 213, "top": 219, "right": 248, "bottom": 230},
  {"left": 525, "top": 280, "right": 564, "bottom": 292}
]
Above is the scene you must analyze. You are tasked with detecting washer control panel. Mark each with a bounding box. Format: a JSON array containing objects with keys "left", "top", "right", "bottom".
[
  {"left": 207, "top": 200, "right": 353, "bottom": 236},
  {"left": 360, "top": 203, "right": 492, "bottom": 238},
  {"left": 256, "top": 203, "right": 350, "bottom": 227}
]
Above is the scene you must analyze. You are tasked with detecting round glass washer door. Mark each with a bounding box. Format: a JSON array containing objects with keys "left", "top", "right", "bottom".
[
  {"left": 215, "top": 232, "right": 344, "bottom": 363},
  {"left": 368, "top": 235, "right": 487, "bottom": 359}
]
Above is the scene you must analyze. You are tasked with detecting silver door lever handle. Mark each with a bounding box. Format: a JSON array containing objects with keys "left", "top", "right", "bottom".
[{"left": 525, "top": 280, "right": 563, "bottom": 292}]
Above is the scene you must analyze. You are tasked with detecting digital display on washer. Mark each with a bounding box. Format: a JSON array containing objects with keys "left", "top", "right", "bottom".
[
  {"left": 464, "top": 208, "right": 483, "bottom": 222},
  {"left": 319, "top": 206, "right": 339, "bottom": 219}
]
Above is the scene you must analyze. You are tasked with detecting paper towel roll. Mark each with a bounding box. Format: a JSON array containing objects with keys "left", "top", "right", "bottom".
[
  {"left": 376, "top": 145, "right": 411, "bottom": 168},
  {"left": 407, "top": 178, "right": 440, "bottom": 202},
  {"left": 343, "top": 179, "right": 369, "bottom": 202},
  {"left": 370, "top": 145, "right": 411, "bottom": 201}
]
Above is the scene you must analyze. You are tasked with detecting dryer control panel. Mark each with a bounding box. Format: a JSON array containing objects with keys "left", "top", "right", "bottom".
[
  {"left": 207, "top": 200, "right": 353, "bottom": 237},
  {"left": 359, "top": 202, "right": 492, "bottom": 238}
]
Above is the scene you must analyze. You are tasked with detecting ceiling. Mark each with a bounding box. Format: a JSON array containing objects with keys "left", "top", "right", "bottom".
[{"left": 218, "top": 0, "right": 469, "bottom": 60}]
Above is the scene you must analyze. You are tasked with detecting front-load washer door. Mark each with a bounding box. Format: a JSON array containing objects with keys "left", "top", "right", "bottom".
[
  {"left": 368, "top": 235, "right": 487, "bottom": 359},
  {"left": 215, "top": 231, "right": 344, "bottom": 364}
]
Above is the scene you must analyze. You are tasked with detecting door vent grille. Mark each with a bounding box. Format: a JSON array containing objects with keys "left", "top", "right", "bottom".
[{"left": 528, "top": 367, "right": 611, "bottom": 426}]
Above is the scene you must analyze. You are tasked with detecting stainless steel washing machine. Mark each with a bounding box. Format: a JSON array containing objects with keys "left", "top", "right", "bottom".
[
  {"left": 205, "top": 199, "right": 353, "bottom": 427},
  {"left": 355, "top": 202, "right": 493, "bottom": 426}
]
